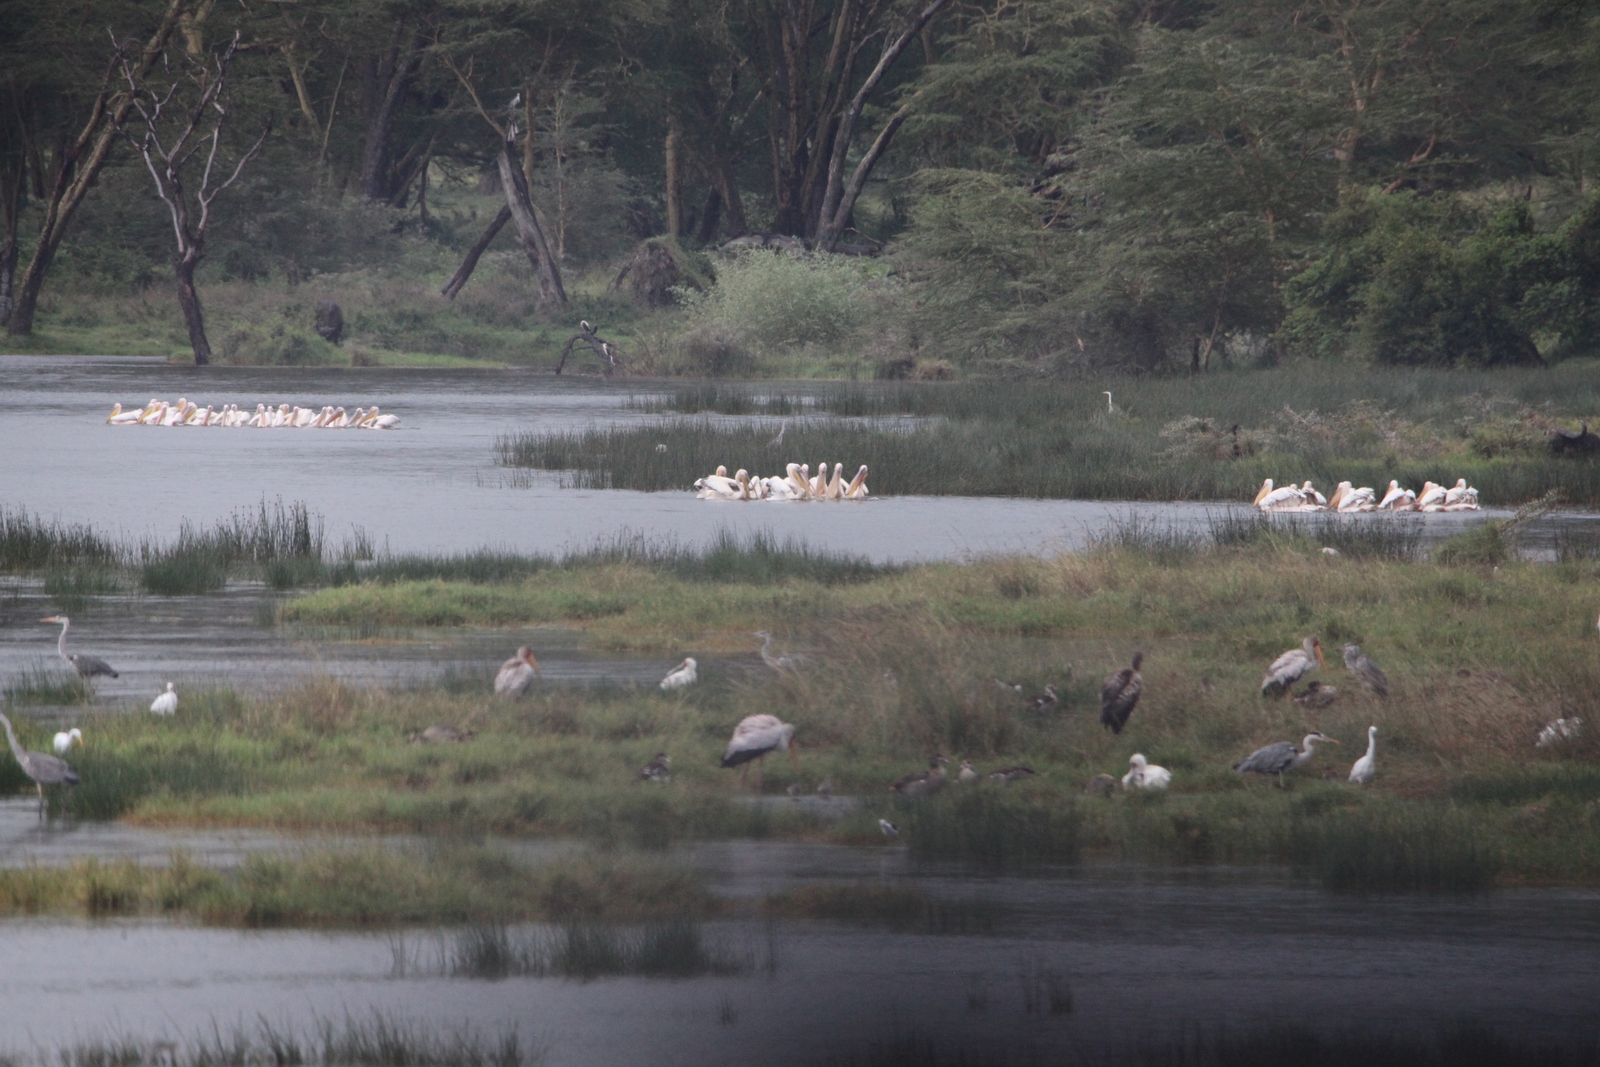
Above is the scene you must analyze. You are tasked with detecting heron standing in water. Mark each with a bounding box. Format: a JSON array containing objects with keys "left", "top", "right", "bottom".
[
  {"left": 40, "top": 616, "right": 118, "bottom": 682},
  {"left": 0, "top": 712, "right": 79, "bottom": 817}
]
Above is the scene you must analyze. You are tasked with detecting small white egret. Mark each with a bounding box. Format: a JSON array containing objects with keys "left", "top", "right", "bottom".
[
  {"left": 1349, "top": 726, "right": 1377, "bottom": 784},
  {"left": 150, "top": 682, "right": 178, "bottom": 715},
  {"left": 52, "top": 728, "right": 83, "bottom": 755},
  {"left": 879, "top": 818, "right": 900, "bottom": 838}
]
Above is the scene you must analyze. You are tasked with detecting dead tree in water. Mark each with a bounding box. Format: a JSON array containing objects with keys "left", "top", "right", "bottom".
[
  {"left": 557, "top": 321, "right": 620, "bottom": 376},
  {"left": 117, "top": 32, "right": 270, "bottom": 364}
]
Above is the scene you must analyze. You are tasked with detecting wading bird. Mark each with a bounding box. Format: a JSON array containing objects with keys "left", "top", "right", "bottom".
[
  {"left": 1342, "top": 644, "right": 1389, "bottom": 696},
  {"left": 0, "top": 712, "right": 79, "bottom": 817},
  {"left": 660, "top": 657, "right": 698, "bottom": 691},
  {"left": 1233, "top": 732, "right": 1339, "bottom": 787},
  {"left": 753, "top": 631, "right": 808, "bottom": 673},
  {"left": 150, "top": 682, "right": 178, "bottom": 715},
  {"left": 1101, "top": 652, "right": 1144, "bottom": 734},
  {"left": 815, "top": 776, "right": 833, "bottom": 799},
  {"left": 1292, "top": 681, "right": 1338, "bottom": 710},
  {"left": 1026, "top": 684, "right": 1060, "bottom": 713},
  {"left": 494, "top": 647, "right": 541, "bottom": 698},
  {"left": 721, "top": 713, "right": 797, "bottom": 790},
  {"left": 638, "top": 752, "right": 672, "bottom": 783},
  {"left": 40, "top": 616, "right": 118, "bottom": 681},
  {"left": 1349, "top": 726, "right": 1377, "bottom": 785},
  {"left": 767, "top": 421, "right": 787, "bottom": 448},
  {"left": 879, "top": 818, "right": 899, "bottom": 838},
  {"left": 52, "top": 728, "right": 82, "bottom": 755},
  {"left": 408, "top": 724, "right": 474, "bottom": 743},
  {"left": 1122, "top": 753, "right": 1171, "bottom": 791},
  {"left": 1103, "top": 391, "right": 1114, "bottom": 413},
  {"left": 889, "top": 754, "right": 949, "bottom": 796},
  {"left": 1261, "top": 636, "right": 1324, "bottom": 698}
]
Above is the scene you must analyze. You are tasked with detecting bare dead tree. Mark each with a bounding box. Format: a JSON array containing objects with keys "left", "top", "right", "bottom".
[
  {"left": 117, "top": 31, "right": 270, "bottom": 365},
  {"left": 556, "top": 320, "right": 620, "bottom": 376}
]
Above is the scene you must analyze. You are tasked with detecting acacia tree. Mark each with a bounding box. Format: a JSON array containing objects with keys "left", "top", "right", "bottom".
[{"left": 118, "top": 32, "right": 270, "bottom": 364}]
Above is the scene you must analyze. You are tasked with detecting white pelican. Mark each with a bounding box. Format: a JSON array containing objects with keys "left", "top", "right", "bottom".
[
  {"left": 1260, "top": 636, "right": 1324, "bottom": 698},
  {"left": 660, "top": 657, "right": 697, "bottom": 690},
  {"left": 1252, "top": 479, "right": 1275, "bottom": 507},
  {"left": 1377, "top": 480, "right": 1415, "bottom": 510},
  {"left": 1349, "top": 726, "right": 1377, "bottom": 784},
  {"left": 1233, "top": 731, "right": 1338, "bottom": 786},
  {"left": 1025, "top": 684, "right": 1059, "bottom": 712},
  {"left": 1335, "top": 483, "right": 1376, "bottom": 512},
  {"left": 844, "top": 465, "right": 869, "bottom": 499},
  {"left": 159, "top": 400, "right": 189, "bottom": 426},
  {"left": 138, "top": 400, "right": 167, "bottom": 424},
  {"left": 370, "top": 412, "right": 401, "bottom": 429},
  {"left": 150, "top": 682, "right": 178, "bottom": 715},
  {"left": 1101, "top": 652, "right": 1143, "bottom": 733},
  {"left": 1122, "top": 753, "right": 1171, "bottom": 790},
  {"left": 206, "top": 406, "right": 226, "bottom": 425},
  {"left": 1258, "top": 483, "right": 1306, "bottom": 512},
  {"left": 958, "top": 759, "right": 979, "bottom": 783},
  {"left": 1299, "top": 481, "right": 1328, "bottom": 507},
  {"left": 638, "top": 752, "right": 672, "bottom": 782},
  {"left": 720, "top": 713, "right": 797, "bottom": 789},
  {"left": 825, "top": 463, "right": 845, "bottom": 500},
  {"left": 1443, "top": 478, "right": 1470, "bottom": 505},
  {"left": 889, "top": 754, "right": 949, "bottom": 796},
  {"left": 494, "top": 646, "right": 541, "bottom": 698},
  {"left": 1416, "top": 481, "right": 1446, "bottom": 508},
  {"left": 40, "top": 616, "right": 117, "bottom": 680},
  {"left": 1535, "top": 717, "right": 1582, "bottom": 748},
  {"left": 809, "top": 460, "right": 829, "bottom": 499},
  {"left": 246, "top": 403, "right": 268, "bottom": 427},
  {"left": 107, "top": 403, "right": 140, "bottom": 424},
  {"left": 52, "top": 728, "right": 83, "bottom": 755},
  {"left": 185, "top": 405, "right": 212, "bottom": 426},
  {"left": 695, "top": 471, "right": 741, "bottom": 499},
  {"left": 1342, "top": 643, "right": 1389, "bottom": 696}
]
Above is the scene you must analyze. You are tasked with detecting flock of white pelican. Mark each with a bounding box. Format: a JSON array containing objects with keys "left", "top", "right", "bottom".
[
  {"left": 1252, "top": 477, "right": 1479, "bottom": 512},
  {"left": 105, "top": 398, "right": 401, "bottom": 429},
  {"left": 695, "top": 463, "right": 869, "bottom": 500}
]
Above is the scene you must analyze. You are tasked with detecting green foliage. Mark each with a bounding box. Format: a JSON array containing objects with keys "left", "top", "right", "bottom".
[
  {"left": 681, "top": 251, "right": 870, "bottom": 353},
  {"left": 1288, "top": 802, "right": 1503, "bottom": 893}
]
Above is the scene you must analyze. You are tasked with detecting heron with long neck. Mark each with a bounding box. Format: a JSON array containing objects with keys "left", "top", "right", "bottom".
[
  {"left": 40, "top": 616, "right": 118, "bottom": 681},
  {"left": 0, "top": 712, "right": 79, "bottom": 816},
  {"left": 1232, "top": 731, "right": 1339, "bottom": 787}
]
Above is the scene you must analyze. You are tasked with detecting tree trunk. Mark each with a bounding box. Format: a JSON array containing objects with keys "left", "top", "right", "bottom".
[
  {"left": 7, "top": 0, "right": 186, "bottom": 336},
  {"left": 694, "top": 186, "right": 724, "bottom": 246},
  {"left": 359, "top": 20, "right": 422, "bottom": 202},
  {"left": 718, "top": 162, "right": 747, "bottom": 238},
  {"left": 441, "top": 205, "right": 511, "bottom": 300},
  {"left": 174, "top": 247, "right": 211, "bottom": 365},
  {"left": 664, "top": 122, "right": 683, "bottom": 238},
  {"left": 495, "top": 141, "right": 567, "bottom": 308},
  {"left": 0, "top": 241, "right": 17, "bottom": 328}
]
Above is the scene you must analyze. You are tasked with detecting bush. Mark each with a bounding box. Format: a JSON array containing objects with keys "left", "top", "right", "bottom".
[{"left": 682, "top": 250, "right": 868, "bottom": 352}]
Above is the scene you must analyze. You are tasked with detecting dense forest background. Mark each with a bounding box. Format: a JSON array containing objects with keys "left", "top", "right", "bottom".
[{"left": 1, "top": 0, "right": 1598, "bottom": 376}]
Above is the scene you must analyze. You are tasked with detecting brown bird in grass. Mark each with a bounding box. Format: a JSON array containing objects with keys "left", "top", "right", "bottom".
[
  {"left": 889, "top": 754, "right": 949, "bottom": 796},
  {"left": 408, "top": 724, "right": 474, "bottom": 744},
  {"left": 1100, "top": 652, "right": 1144, "bottom": 734},
  {"left": 1342, "top": 644, "right": 1390, "bottom": 697},
  {"left": 986, "top": 765, "right": 1036, "bottom": 784},
  {"left": 1292, "top": 681, "right": 1339, "bottom": 710}
]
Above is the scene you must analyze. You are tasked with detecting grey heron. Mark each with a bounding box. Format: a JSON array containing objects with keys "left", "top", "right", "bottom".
[
  {"left": 1232, "top": 731, "right": 1338, "bottom": 786},
  {"left": 638, "top": 752, "right": 672, "bottom": 783},
  {"left": 1025, "top": 684, "right": 1060, "bottom": 712},
  {"left": 660, "top": 657, "right": 698, "bottom": 691},
  {"left": 1342, "top": 644, "right": 1389, "bottom": 696},
  {"left": 408, "top": 724, "right": 474, "bottom": 743},
  {"left": 40, "top": 616, "right": 118, "bottom": 681},
  {"left": 494, "top": 647, "right": 541, "bottom": 698},
  {"left": 720, "top": 713, "right": 797, "bottom": 790},
  {"left": 1261, "top": 636, "right": 1324, "bottom": 698},
  {"left": 889, "top": 754, "right": 949, "bottom": 796},
  {"left": 0, "top": 712, "right": 79, "bottom": 816},
  {"left": 1292, "top": 681, "right": 1338, "bottom": 710},
  {"left": 1101, "top": 651, "right": 1143, "bottom": 734},
  {"left": 753, "top": 631, "right": 809, "bottom": 673},
  {"left": 52, "top": 728, "right": 82, "bottom": 756},
  {"left": 1122, "top": 753, "right": 1171, "bottom": 790},
  {"left": 150, "top": 682, "right": 178, "bottom": 715},
  {"left": 767, "top": 421, "right": 788, "bottom": 448},
  {"left": 1349, "top": 726, "right": 1377, "bottom": 784}
]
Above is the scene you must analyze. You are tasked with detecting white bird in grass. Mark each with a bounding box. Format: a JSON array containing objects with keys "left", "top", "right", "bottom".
[
  {"left": 1122, "top": 753, "right": 1171, "bottom": 790},
  {"left": 879, "top": 818, "right": 899, "bottom": 838},
  {"left": 1349, "top": 726, "right": 1377, "bottom": 785},
  {"left": 52, "top": 728, "right": 83, "bottom": 756},
  {"left": 1536, "top": 717, "right": 1582, "bottom": 748},
  {"left": 494, "top": 646, "right": 542, "bottom": 698},
  {"left": 150, "top": 682, "right": 178, "bottom": 715},
  {"left": 1260, "top": 636, "right": 1324, "bottom": 698},
  {"left": 1233, "top": 731, "right": 1339, "bottom": 787},
  {"left": 1102, "top": 391, "right": 1114, "bottom": 413},
  {"left": 660, "top": 657, "right": 698, "bottom": 690},
  {"left": 0, "top": 712, "right": 79, "bottom": 817},
  {"left": 720, "top": 713, "right": 798, "bottom": 791}
]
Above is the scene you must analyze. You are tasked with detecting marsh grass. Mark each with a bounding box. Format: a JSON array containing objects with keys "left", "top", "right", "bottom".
[
  {"left": 3, "top": 661, "right": 90, "bottom": 705},
  {"left": 437, "top": 918, "right": 745, "bottom": 980},
  {"left": 1287, "top": 802, "right": 1503, "bottom": 893},
  {"left": 902, "top": 789, "right": 1083, "bottom": 865},
  {"left": 0, "top": 505, "right": 120, "bottom": 570}
]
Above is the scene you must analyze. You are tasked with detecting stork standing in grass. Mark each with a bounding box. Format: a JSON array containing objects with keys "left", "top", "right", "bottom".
[
  {"left": 721, "top": 714, "right": 797, "bottom": 791},
  {"left": 1261, "top": 637, "right": 1324, "bottom": 698},
  {"left": 495, "top": 647, "right": 541, "bottom": 698}
]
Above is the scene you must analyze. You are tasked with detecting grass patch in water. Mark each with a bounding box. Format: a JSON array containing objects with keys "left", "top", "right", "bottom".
[
  {"left": 902, "top": 789, "right": 1083, "bottom": 865},
  {"left": 1288, "top": 802, "right": 1503, "bottom": 893},
  {"left": 0, "top": 505, "right": 120, "bottom": 569},
  {"left": 427, "top": 918, "right": 745, "bottom": 979},
  {"left": 2, "top": 662, "right": 90, "bottom": 706}
]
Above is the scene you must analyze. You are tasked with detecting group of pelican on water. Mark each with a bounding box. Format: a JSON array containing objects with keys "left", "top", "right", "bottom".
[
  {"left": 106, "top": 398, "right": 401, "bottom": 429},
  {"left": 695, "top": 463, "right": 869, "bottom": 501},
  {"left": 1253, "top": 477, "right": 1479, "bottom": 512}
]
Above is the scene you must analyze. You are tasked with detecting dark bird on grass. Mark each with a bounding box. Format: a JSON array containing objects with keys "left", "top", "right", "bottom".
[
  {"left": 721, "top": 714, "right": 797, "bottom": 790},
  {"left": 1261, "top": 636, "right": 1324, "bottom": 698},
  {"left": 1232, "top": 731, "right": 1338, "bottom": 787},
  {"left": 638, "top": 752, "right": 672, "bottom": 783},
  {"left": 879, "top": 818, "right": 900, "bottom": 838},
  {"left": 409, "top": 724, "right": 474, "bottom": 743},
  {"left": 0, "top": 711, "right": 79, "bottom": 817},
  {"left": 889, "top": 754, "right": 949, "bottom": 796},
  {"left": 40, "top": 616, "right": 117, "bottom": 681},
  {"left": 1085, "top": 773, "right": 1117, "bottom": 798},
  {"left": 1292, "top": 681, "right": 1339, "bottom": 710},
  {"left": 987, "top": 765, "right": 1036, "bottom": 784},
  {"left": 1100, "top": 652, "right": 1143, "bottom": 734},
  {"left": 1342, "top": 644, "right": 1389, "bottom": 696},
  {"left": 1025, "top": 685, "right": 1059, "bottom": 712},
  {"left": 786, "top": 783, "right": 804, "bottom": 800},
  {"left": 494, "top": 646, "right": 541, "bottom": 698}
]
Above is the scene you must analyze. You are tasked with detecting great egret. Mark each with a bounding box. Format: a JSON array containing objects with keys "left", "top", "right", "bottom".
[
  {"left": 1233, "top": 731, "right": 1338, "bottom": 786},
  {"left": 889, "top": 754, "right": 949, "bottom": 796},
  {"left": 1101, "top": 652, "right": 1144, "bottom": 734},
  {"left": 1261, "top": 636, "right": 1324, "bottom": 698},
  {"left": 52, "top": 728, "right": 82, "bottom": 755},
  {"left": 721, "top": 713, "right": 797, "bottom": 790},
  {"left": 150, "top": 682, "right": 178, "bottom": 715},
  {"left": 660, "top": 658, "right": 698, "bottom": 691},
  {"left": 638, "top": 752, "right": 672, "bottom": 783},
  {"left": 1342, "top": 644, "right": 1389, "bottom": 696},
  {"left": 0, "top": 711, "right": 79, "bottom": 816},
  {"left": 1025, "top": 684, "right": 1060, "bottom": 712},
  {"left": 1122, "top": 753, "right": 1171, "bottom": 790},
  {"left": 753, "top": 631, "right": 808, "bottom": 673},
  {"left": 40, "top": 616, "right": 118, "bottom": 681},
  {"left": 1349, "top": 726, "right": 1377, "bottom": 784},
  {"left": 1292, "top": 681, "right": 1338, "bottom": 710},
  {"left": 408, "top": 724, "right": 474, "bottom": 743},
  {"left": 494, "top": 647, "right": 541, "bottom": 698}
]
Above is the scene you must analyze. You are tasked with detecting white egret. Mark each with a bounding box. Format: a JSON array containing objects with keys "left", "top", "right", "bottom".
[
  {"left": 150, "top": 682, "right": 178, "bottom": 715},
  {"left": 1349, "top": 726, "right": 1377, "bottom": 784},
  {"left": 1102, "top": 391, "right": 1114, "bottom": 413},
  {"left": 52, "top": 728, "right": 83, "bottom": 755}
]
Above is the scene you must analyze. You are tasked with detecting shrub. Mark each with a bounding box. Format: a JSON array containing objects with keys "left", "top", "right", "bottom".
[{"left": 681, "top": 250, "right": 868, "bottom": 352}]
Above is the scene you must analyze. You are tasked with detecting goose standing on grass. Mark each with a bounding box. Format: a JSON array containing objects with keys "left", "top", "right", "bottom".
[
  {"left": 889, "top": 754, "right": 949, "bottom": 796},
  {"left": 150, "top": 682, "right": 178, "bottom": 715},
  {"left": 754, "top": 631, "right": 809, "bottom": 674},
  {"left": 720, "top": 713, "right": 797, "bottom": 790},
  {"left": 1349, "top": 726, "right": 1377, "bottom": 785},
  {"left": 1342, "top": 644, "right": 1389, "bottom": 696},
  {"left": 1261, "top": 636, "right": 1323, "bottom": 698},
  {"left": 0, "top": 712, "right": 79, "bottom": 817},
  {"left": 1122, "top": 753, "right": 1171, "bottom": 790},
  {"left": 1232, "top": 732, "right": 1339, "bottom": 787},
  {"left": 1101, "top": 652, "right": 1144, "bottom": 734},
  {"left": 494, "top": 647, "right": 542, "bottom": 698},
  {"left": 52, "top": 728, "right": 82, "bottom": 756},
  {"left": 40, "top": 616, "right": 118, "bottom": 681},
  {"left": 987, "top": 765, "right": 1036, "bottom": 784},
  {"left": 660, "top": 658, "right": 698, "bottom": 691}
]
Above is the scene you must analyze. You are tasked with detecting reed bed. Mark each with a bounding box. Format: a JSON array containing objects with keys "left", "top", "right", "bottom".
[{"left": 400, "top": 918, "right": 746, "bottom": 980}]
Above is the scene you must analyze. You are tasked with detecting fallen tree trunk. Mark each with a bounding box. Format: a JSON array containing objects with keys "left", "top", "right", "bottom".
[
  {"left": 440, "top": 204, "right": 511, "bottom": 300},
  {"left": 496, "top": 140, "right": 567, "bottom": 309}
]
